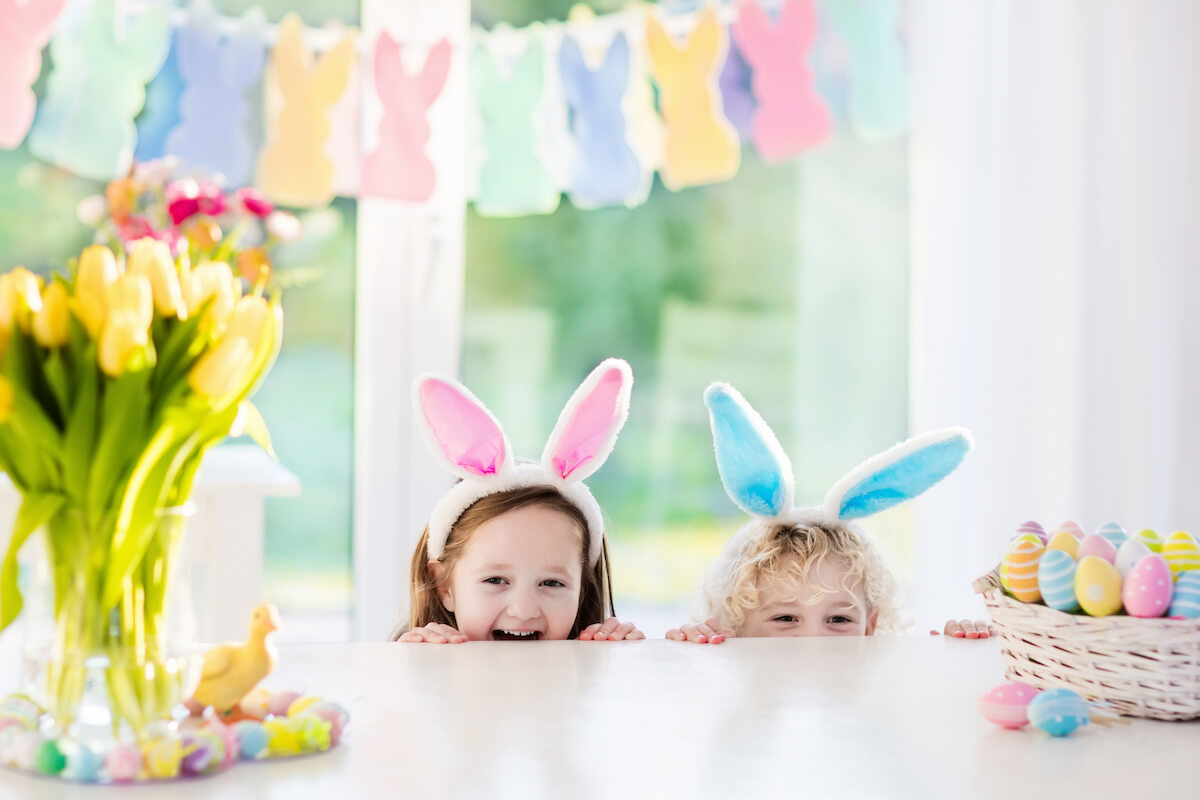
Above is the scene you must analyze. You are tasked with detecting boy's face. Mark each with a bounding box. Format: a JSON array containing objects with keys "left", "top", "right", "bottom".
[
  {"left": 737, "top": 554, "right": 878, "bottom": 637},
  {"left": 432, "top": 504, "right": 584, "bottom": 641}
]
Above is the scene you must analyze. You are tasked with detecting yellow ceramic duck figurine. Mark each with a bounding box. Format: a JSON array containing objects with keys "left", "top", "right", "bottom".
[{"left": 190, "top": 603, "right": 280, "bottom": 717}]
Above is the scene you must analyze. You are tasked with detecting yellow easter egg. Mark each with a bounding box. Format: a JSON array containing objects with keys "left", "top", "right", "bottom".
[
  {"left": 1163, "top": 531, "right": 1200, "bottom": 579},
  {"left": 1135, "top": 529, "right": 1163, "bottom": 553},
  {"left": 288, "top": 695, "right": 322, "bottom": 717},
  {"left": 1045, "top": 531, "right": 1079, "bottom": 560},
  {"left": 1074, "top": 556, "right": 1123, "bottom": 616},
  {"left": 1004, "top": 537, "right": 1044, "bottom": 602}
]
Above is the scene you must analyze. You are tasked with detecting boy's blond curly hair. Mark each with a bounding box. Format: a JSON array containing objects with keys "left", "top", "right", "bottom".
[{"left": 701, "top": 522, "right": 902, "bottom": 633}]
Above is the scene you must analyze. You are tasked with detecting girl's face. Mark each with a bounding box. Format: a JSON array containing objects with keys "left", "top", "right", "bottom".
[
  {"left": 432, "top": 504, "right": 584, "bottom": 641},
  {"left": 737, "top": 554, "right": 878, "bottom": 638}
]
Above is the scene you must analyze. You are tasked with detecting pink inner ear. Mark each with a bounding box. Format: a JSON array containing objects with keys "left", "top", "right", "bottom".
[
  {"left": 551, "top": 367, "right": 623, "bottom": 479},
  {"left": 420, "top": 380, "right": 506, "bottom": 476}
]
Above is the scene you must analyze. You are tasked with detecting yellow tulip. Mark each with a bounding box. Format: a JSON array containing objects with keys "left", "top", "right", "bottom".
[
  {"left": 223, "top": 295, "right": 276, "bottom": 353},
  {"left": 108, "top": 274, "right": 153, "bottom": 331},
  {"left": 73, "top": 245, "right": 120, "bottom": 338},
  {"left": 98, "top": 313, "right": 151, "bottom": 378},
  {"left": 127, "top": 238, "right": 185, "bottom": 318},
  {"left": 181, "top": 261, "right": 237, "bottom": 333},
  {"left": 188, "top": 335, "right": 253, "bottom": 402},
  {"left": 32, "top": 282, "right": 70, "bottom": 348},
  {"left": 0, "top": 375, "right": 12, "bottom": 423},
  {"left": 0, "top": 267, "right": 45, "bottom": 333}
]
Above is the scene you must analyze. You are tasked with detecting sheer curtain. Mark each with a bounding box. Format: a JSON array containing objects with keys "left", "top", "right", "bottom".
[{"left": 908, "top": 0, "right": 1200, "bottom": 622}]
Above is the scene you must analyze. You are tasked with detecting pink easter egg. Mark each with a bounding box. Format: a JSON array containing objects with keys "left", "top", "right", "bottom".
[
  {"left": 105, "top": 743, "right": 143, "bottom": 782},
  {"left": 1055, "top": 521, "right": 1085, "bottom": 540},
  {"left": 308, "top": 701, "right": 349, "bottom": 746},
  {"left": 1014, "top": 521, "right": 1047, "bottom": 544},
  {"left": 1077, "top": 533, "right": 1118, "bottom": 564},
  {"left": 978, "top": 681, "right": 1039, "bottom": 729},
  {"left": 267, "top": 690, "right": 302, "bottom": 718},
  {"left": 202, "top": 720, "right": 240, "bottom": 770},
  {"left": 1122, "top": 554, "right": 1174, "bottom": 618}
]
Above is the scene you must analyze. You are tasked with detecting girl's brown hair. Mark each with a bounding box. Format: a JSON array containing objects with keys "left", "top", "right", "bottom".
[{"left": 392, "top": 485, "right": 615, "bottom": 640}]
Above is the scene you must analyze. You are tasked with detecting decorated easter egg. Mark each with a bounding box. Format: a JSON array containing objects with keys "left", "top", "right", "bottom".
[
  {"left": 1046, "top": 531, "right": 1080, "bottom": 560},
  {"left": 143, "top": 737, "right": 184, "bottom": 779},
  {"left": 1075, "top": 556, "right": 1124, "bottom": 616},
  {"left": 1077, "top": 534, "right": 1118, "bottom": 564},
  {"left": 1122, "top": 554, "right": 1173, "bottom": 618},
  {"left": 264, "top": 716, "right": 304, "bottom": 757},
  {"left": 978, "top": 681, "right": 1039, "bottom": 729},
  {"left": 287, "top": 695, "right": 323, "bottom": 717},
  {"left": 1135, "top": 528, "right": 1163, "bottom": 553},
  {"left": 62, "top": 743, "right": 104, "bottom": 782},
  {"left": 1163, "top": 531, "right": 1200, "bottom": 579},
  {"left": 1015, "top": 520, "right": 1047, "bottom": 544},
  {"left": 267, "top": 690, "right": 303, "bottom": 717},
  {"left": 1168, "top": 571, "right": 1200, "bottom": 618},
  {"left": 1114, "top": 538, "right": 1151, "bottom": 578},
  {"left": 1038, "top": 549, "right": 1080, "bottom": 611},
  {"left": 239, "top": 687, "right": 271, "bottom": 719},
  {"left": 180, "top": 731, "right": 217, "bottom": 776},
  {"left": 33, "top": 739, "right": 66, "bottom": 775},
  {"left": 1004, "top": 537, "right": 1045, "bottom": 602},
  {"left": 104, "top": 743, "right": 142, "bottom": 782},
  {"left": 233, "top": 720, "right": 269, "bottom": 760},
  {"left": 308, "top": 701, "right": 349, "bottom": 746},
  {"left": 1027, "top": 688, "right": 1090, "bottom": 736},
  {"left": 0, "top": 694, "right": 41, "bottom": 729},
  {"left": 202, "top": 720, "right": 240, "bottom": 769},
  {"left": 1054, "top": 521, "right": 1085, "bottom": 540},
  {"left": 292, "top": 713, "right": 333, "bottom": 753},
  {"left": 1095, "top": 521, "right": 1128, "bottom": 549}
]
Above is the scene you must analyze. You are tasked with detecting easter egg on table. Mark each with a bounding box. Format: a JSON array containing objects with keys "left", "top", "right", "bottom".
[
  {"left": 180, "top": 731, "right": 218, "bottom": 776},
  {"left": 143, "top": 737, "right": 184, "bottom": 779},
  {"left": 1095, "top": 521, "right": 1128, "bottom": 549},
  {"left": 1163, "top": 531, "right": 1200, "bottom": 579},
  {"left": 1054, "top": 521, "right": 1085, "bottom": 540},
  {"left": 202, "top": 720, "right": 240, "bottom": 769},
  {"left": 62, "top": 743, "right": 104, "bottom": 782},
  {"left": 1135, "top": 528, "right": 1163, "bottom": 553},
  {"left": 1114, "top": 538, "right": 1151, "bottom": 578},
  {"left": 1078, "top": 534, "right": 1118, "bottom": 565},
  {"left": 1075, "top": 556, "right": 1123, "bottom": 616},
  {"left": 1027, "top": 688, "right": 1090, "bottom": 736},
  {"left": 1014, "top": 521, "right": 1047, "bottom": 544},
  {"left": 1122, "top": 554, "right": 1173, "bottom": 618},
  {"left": 104, "top": 743, "right": 142, "bottom": 782},
  {"left": 239, "top": 687, "right": 272, "bottom": 719},
  {"left": 287, "top": 695, "right": 323, "bottom": 717},
  {"left": 978, "top": 681, "right": 1039, "bottom": 729},
  {"left": 308, "top": 701, "right": 349, "bottom": 746},
  {"left": 1038, "top": 549, "right": 1080, "bottom": 612},
  {"left": 1004, "top": 537, "right": 1045, "bottom": 602},
  {"left": 33, "top": 739, "right": 66, "bottom": 775},
  {"left": 233, "top": 720, "right": 269, "bottom": 760},
  {"left": 267, "top": 690, "right": 302, "bottom": 718},
  {"left": 1046, "top": 531, "right": 1080, "bottom": 560},
  {"left": 1168, "top": 571, "right": 1200, "bottom": 618}
]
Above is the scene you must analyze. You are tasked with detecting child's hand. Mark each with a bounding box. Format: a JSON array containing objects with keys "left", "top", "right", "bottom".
[
  {"left": 396, "top": 623, "right": 468, "bottom": 643},
  {"left": 578, "top": 617, "right": 645, "bottom": 641},
  {"left": 666, "top": 618, "right": 734, "bottom": 644},
  {"left": 933, "top": 619, "right": 994, "bottom": 639}
]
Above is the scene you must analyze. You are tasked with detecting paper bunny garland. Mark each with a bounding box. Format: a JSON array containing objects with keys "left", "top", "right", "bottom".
[{"left": 415, "top": 359, "right": 633, "bottom": 566}]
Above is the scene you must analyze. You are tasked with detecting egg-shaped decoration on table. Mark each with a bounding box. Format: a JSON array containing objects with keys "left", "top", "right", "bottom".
[
  {"left": 104, "top": 743, "right": 143, "bottom": 782},
  {"left": 1095, "top": 521, "right": 1128, "bottom": 549},
  {"left": 1078, "top": 534, "right": 1118, "bottom": 565},
  {"left": 1054, "top": 521, "right": 1085, "bottom": 540},
  {"left": 1046, "top": 531, "right": 1080, "bottom": 560},
  {"left": 307, "top": 701, "right": 349, "bottom": 746},
  {"left": 1038, "top": 549, "right": 1080, "bottom": 611},
  {"left": 1004, "top": 536, "right": 1045, "bottom": 602},
  {"left": 1114, "top": 538, "right": 1151, "bottom": 578},
  {"left": 1168, "top": 571, "right": 1200, "bottom": 618},
  {"left": 33, "top": 739, "right": 66, "bottom": 776},
  {"left": 1075, "top": 556, "right": 1124, "bottom": 616},
  {"left": 1122, "top": 554, "right": 1173, "bottom": 618},
  {"left": 62, "top": 742, "right": 104, "bottom": 783},
  {"left": 266, "top": 690, "right": 303, "bottom": 718},
  {"left": 233, "top": 720, "right": 269, "bottom": 760},
  {"left": 978, "top": 681, "right": 1040, "bottom": 729},
  {"left": 1027, "top": 688, "right": 1090, "bottom": 737},
  {"left": 1135, "top": 528, "right": 1163, "bottom": 553},
  {"left": 1163, "top": 531, "right": 1200, "bottom": 579}
]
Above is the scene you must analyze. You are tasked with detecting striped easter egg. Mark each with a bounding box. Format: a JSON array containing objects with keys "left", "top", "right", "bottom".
[
  {"left": 1168, "top": 571, "right": 1200, "bottom": 618},
  {"left": 1046, "top": 530, "right": 1080, "bottom": 560},
  {"left": 1078, "top": 533, "right": 1118, "bottom": 564},
  {"left": 1038, "top": 549, "right": 1079, "bottom": 611},
  {"left": 1163, "top": 531, "right": 1200, "bottom": 579},
  {"left": 1075, "top": 556, "right": 1123, "bottom": 616},
  {"left": 1001, "top": 532, "right": 1044, "bottom": 590},
  {"left": 1135, "top": 528, "right": 1163, "bottom": 553},
  {"left": 1015, "top": 521, "right": 1047, "bottom": 544},
  {"left": 1027, "top": 689, "right": 1090, "bottom": 737},
  {"left": 1054, "top": 521, "right": 1085, "bottom": 540},
  {"left": 1004, "top": 537, "right": 1045, "bottom": 602},
  {"left": 1095, "top": 521, "right": 1128, "bottom": 549}
]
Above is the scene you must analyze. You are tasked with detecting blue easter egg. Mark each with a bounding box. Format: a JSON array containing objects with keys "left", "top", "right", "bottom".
[
  {"left": 233, "top": 720, "right": 268, "bottom": 760},
  {"left": 1095, "top": 521, "right": 1128, "bottom": 550},
  {"left": 1027, "top": 688, "right": 1090, "bottom": 737},
  {"left": 1169, "top": 570, "right": 1200, "bottom": 618},
  {"left": 1038, "top": 549, "right": 1080, "bottom": 611},
  {"left": 62, "top": 743, "right": 104, "bottom": 782}
]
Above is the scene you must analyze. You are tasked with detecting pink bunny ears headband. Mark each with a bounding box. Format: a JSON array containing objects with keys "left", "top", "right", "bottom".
[{"left": 414, "top": 359, "right": 633, "bottom": 566}]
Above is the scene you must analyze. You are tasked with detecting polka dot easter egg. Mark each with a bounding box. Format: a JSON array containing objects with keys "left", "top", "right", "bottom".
[
  {"left": 978, "top": 681, "right": 1039, "bottom": 729},
  {"left": 1038, "top": 549, "right": 1080, "bottom": 611},
  {"left": 1075, "top": 556, "right": 1123, "bottom": 616},
  {"left": 1077, "top": 533, "right": 1118, "bottom": 565},
  {"left": 1004, "top": 536, "right": 1045, "bottom": 602},
  {"left": 1046, "top": 530, "right": 1080, "bottom": 560},
  {"left": 1095, "top": 521, "right": 1128, "bottom": 549},
  {"left": 1168, "top": 571, "right": 1200, "bottom": 618},
  {"left": 1114, "top": 538, "right": 1151, "bottom": 578},
  {"left": 1135, "top": 528, "right": 1163, "bottom": 553},
  {"left": 1163, "top": 531, "right": 1200, "bottom": 579},
  {"left": 1054, "top": 521, "right": 1085, "bottom": 540},
  {"left": 1027, "top": 688, "right": 1090, "bottom": 737},
  {"left": 1122, "top": 554, "right": 1173, "bottom": 618}
]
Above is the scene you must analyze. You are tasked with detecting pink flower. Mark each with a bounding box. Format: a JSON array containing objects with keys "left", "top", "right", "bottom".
[
  {"left": 235, "top": 187, "right": 274, "bottom": 218},
  {"left": 265, "top": 210, "right": 301, "bottom": 243},
  {"left": 117, "top": 215, "right": 155, "bottom": 242},
  {"left": 166, "top": 178, "right": 228, "bottom": 224}
]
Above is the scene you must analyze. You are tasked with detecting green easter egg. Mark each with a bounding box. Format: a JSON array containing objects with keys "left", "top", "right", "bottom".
[{"left": 34, "top": 739, "right": 66, "bottom": 775}]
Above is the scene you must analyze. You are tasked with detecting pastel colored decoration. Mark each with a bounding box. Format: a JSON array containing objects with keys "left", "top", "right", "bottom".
[
  {"left": 360, "top": 34, "right": 451, "bottom": 203},
  {"left": 732, "top": 0, "right": 832, "bottom": 161},
  {"left": 287, "top": 694, "right": 323, "bottom": 717},
  {"left": 1095, "top": 521, "right": 1128, "bottom": 549},
  {"left": 704, "top": 383, "right": 795, "bottom": 517},
  {"left": 165, "top": 0, "right": 268, "bottom": 187},
  {"left": 134, "top": 30, "right": 184, "bottom": 162},
  {"left": 1037, "top": 549, "right": 1079, "bottom": 612},
  {"left": 233, "top": 720, "right": 269, "bottom": 760},
  {"left": 1014, "top": 520, "right": 1047, "bottom": 544},
  {"left": 1135, "top": 528, "right": 1163, "bottom": 553},
  {"left": 1001, "top": 532, "right": 1041, "bottom": 591},
  {"left": 62, "top": 742, "right": 103, "bottom": 782},
  {"left": 308, "top": 701, "right": 349, "bottom": 746},
  {"left": 1003, "top": 537, "right": 1044, "bottom": 603},
  {"left": 325, "top": 53, "right": 361, "bottom": 196},
  {"left": 645, "top": 8, "right": 741, "bottom": 190},
  {"left": 821, "top": 0, "right": 908, "bottom": 139},
  {"left": 239, "top": 686, "right": 271, "bottom": 719},
  {"left": 267, "top": 689, "right": 303, "bottom": 717},
  {"left": 558, "top": 32, "right": 649, "bottom": 209},
  {"left": 202, "top": 720, "right": 240, "bottom": 770},
  {"left": 104, "top": 743, "right": 142, "bottom": 782},
  {"left": 0, "top": 694, "right": 40, "bottom": 729},
  {"left": 1122, "top": 554, "right": 1173, "bottom": 618},
  {"left": 1168, "top": 571, "right": 1200, "bottom": 618},
  {"left": 1045, "top": 531, "right": 1079, "bottom": 560},
  {"left": 142, "top": 737, "right": 183, "bottom": 779},
  {"left": 831, "top": 430, "right": 971, "bottom": 521},
  {"left": 0, "top": 0, "right": 68, "bottom": 149},
  {"left": 717, "top": 33, "right": 755, "bottom": 141},
  {"left": 1027, "top": 689, "right": 1090, "bottom": 737},
  {"left": 180, "top": 731, "right": 217, "bottom": 776},
  {"left": 28, "top": 0, "right": 169, "bottom": 180},
  {"left": 257, "top": 14, "right": 356, "bottom": 207},
  {"left": 977, "top": 681, "right": 1038, "bottom": 729},
  {"left": 191, "top": 604, "right": 280, "bottom": 716},
  {"left": 1164, "top": 531, "right": 1200, "bottom": 579},
  {"left": 33, "top": 738, "right": 66, "bottom": 775},
  {"left": 1054, "top": 520, "right": 1084, "bottom": 540},
  {"left": 472, "top": 38, "right": 559, "bottom": 216},
  {"left": 1114, "top": 538, "right": 1151, "bottom": 578},
  {"left": 1077, "top": 533, "right": 1118, "bottom": 565},
  {"left": 1075, "top": 556, "right": 1123, "bottom": 617}
]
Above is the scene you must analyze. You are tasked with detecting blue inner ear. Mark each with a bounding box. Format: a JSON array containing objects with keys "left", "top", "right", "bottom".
[
  {"left": 707, "top": 386, "right": 789, "bottom": 517},
  {"left": 838, "top": 436, "right": 970, "bottom": 519}
]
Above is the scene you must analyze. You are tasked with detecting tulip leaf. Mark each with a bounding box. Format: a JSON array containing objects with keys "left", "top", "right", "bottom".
[
  {"left": 231, "top": 401, "right": 276, "bottom": 460},
  {"left": 87, "top": 366, "right": 152, "bottom": 513},
  {"left": 43, "top": 352, "right": 72, "bottom": 420},
  {"left": 153, "top": 298, "right": 212, "bottom": 400},
  {"left": 64, "top": 348, "right": 99, "bottom": 507},
  {"left": 0, "top": 491, "right": 65, "bottom": 633}
]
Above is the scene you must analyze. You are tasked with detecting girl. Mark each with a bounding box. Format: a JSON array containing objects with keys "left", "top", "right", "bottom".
[
  {"left": 667, "top": 382, "right": 986, "bottom": 643},
  {"left": 393, "top": 359, "right": 644, "bottom": 643}
]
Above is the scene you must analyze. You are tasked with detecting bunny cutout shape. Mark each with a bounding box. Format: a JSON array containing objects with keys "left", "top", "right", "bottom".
[
  {"left": 732, "top": 0, "right": 832, "bottom": 161},
  {"left": 135, "top": 29, "right": 184, "bottom": 162},
  {"left": 360, "top": 33, "right": 452, "bottom": 203},
  {"left": 823, "top": 0, "right": 908, "bottom": 139},
  {"left": 415, "top": 358, "right": 633, "bottom": 566},
  {"left": 0, "top": 0, "right": 67, "bottom": 149},
  {"left": 644, "top": 7, "right": 740, "bottom": 190},
  {"left": 558, "top": 31, "right": 648, "bottom": 209},
  {"left": 28, "top": 0, "right": 168, "bottom": 180},
  {"left": 704, "top": 382, "right": 972, "bottom": 576},
  {"left": 257, "top": 14, "right": 356, "bottom": 207},
  {"left": 165, "top": 0, "right": 267, "bottom": 186}
]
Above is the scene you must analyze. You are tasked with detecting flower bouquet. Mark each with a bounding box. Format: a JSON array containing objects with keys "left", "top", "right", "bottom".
[{"left": 0, "top": 160, "right": 292, "bottom": 740}]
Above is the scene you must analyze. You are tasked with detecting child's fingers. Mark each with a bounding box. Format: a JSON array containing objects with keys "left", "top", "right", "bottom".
[
  {"left": 593, "top": 617, "right": 621, "bottom": 640},
  {"left": 665, "top": 628, "right": 685, "bottom": 641},
  {"left": 578, "top": 623, "right": 600, "bottom": 641},
  {"left": 943, "top": 619, "right": 963, "bottom": 637},
  {"left": 625, "top": 628, "right": 646, "bottom": 640},
  {"left": 959, "top": 618, "right": 979, "bottom": 639},
  {"left": 684, "top": 625, "right": 708, "bottom": 643},
  {"left": 397, "top": 631, "right": 423, "bottom": 643},
  {"left": 608, "top": 621, "right": 637, "bottom": 641}
]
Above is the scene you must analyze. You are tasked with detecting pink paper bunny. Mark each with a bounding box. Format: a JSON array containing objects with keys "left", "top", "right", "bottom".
[{"left": 0, "top": 0, "right": 68, "bottom": 149}]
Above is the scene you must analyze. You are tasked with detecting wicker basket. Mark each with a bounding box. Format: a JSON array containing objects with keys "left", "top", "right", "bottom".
[{"left": 974, "top": 568, "right": 1200, "bottom": 720}]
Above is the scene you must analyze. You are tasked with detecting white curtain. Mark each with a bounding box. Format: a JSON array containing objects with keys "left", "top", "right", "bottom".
[{"left": 908, "top": 0, "right": 1200, "bottom": 622}]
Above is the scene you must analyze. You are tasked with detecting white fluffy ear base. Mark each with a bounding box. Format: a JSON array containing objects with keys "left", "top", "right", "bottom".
[{"left": 541, "top": 358, "right": 633, "bottom": 483}]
